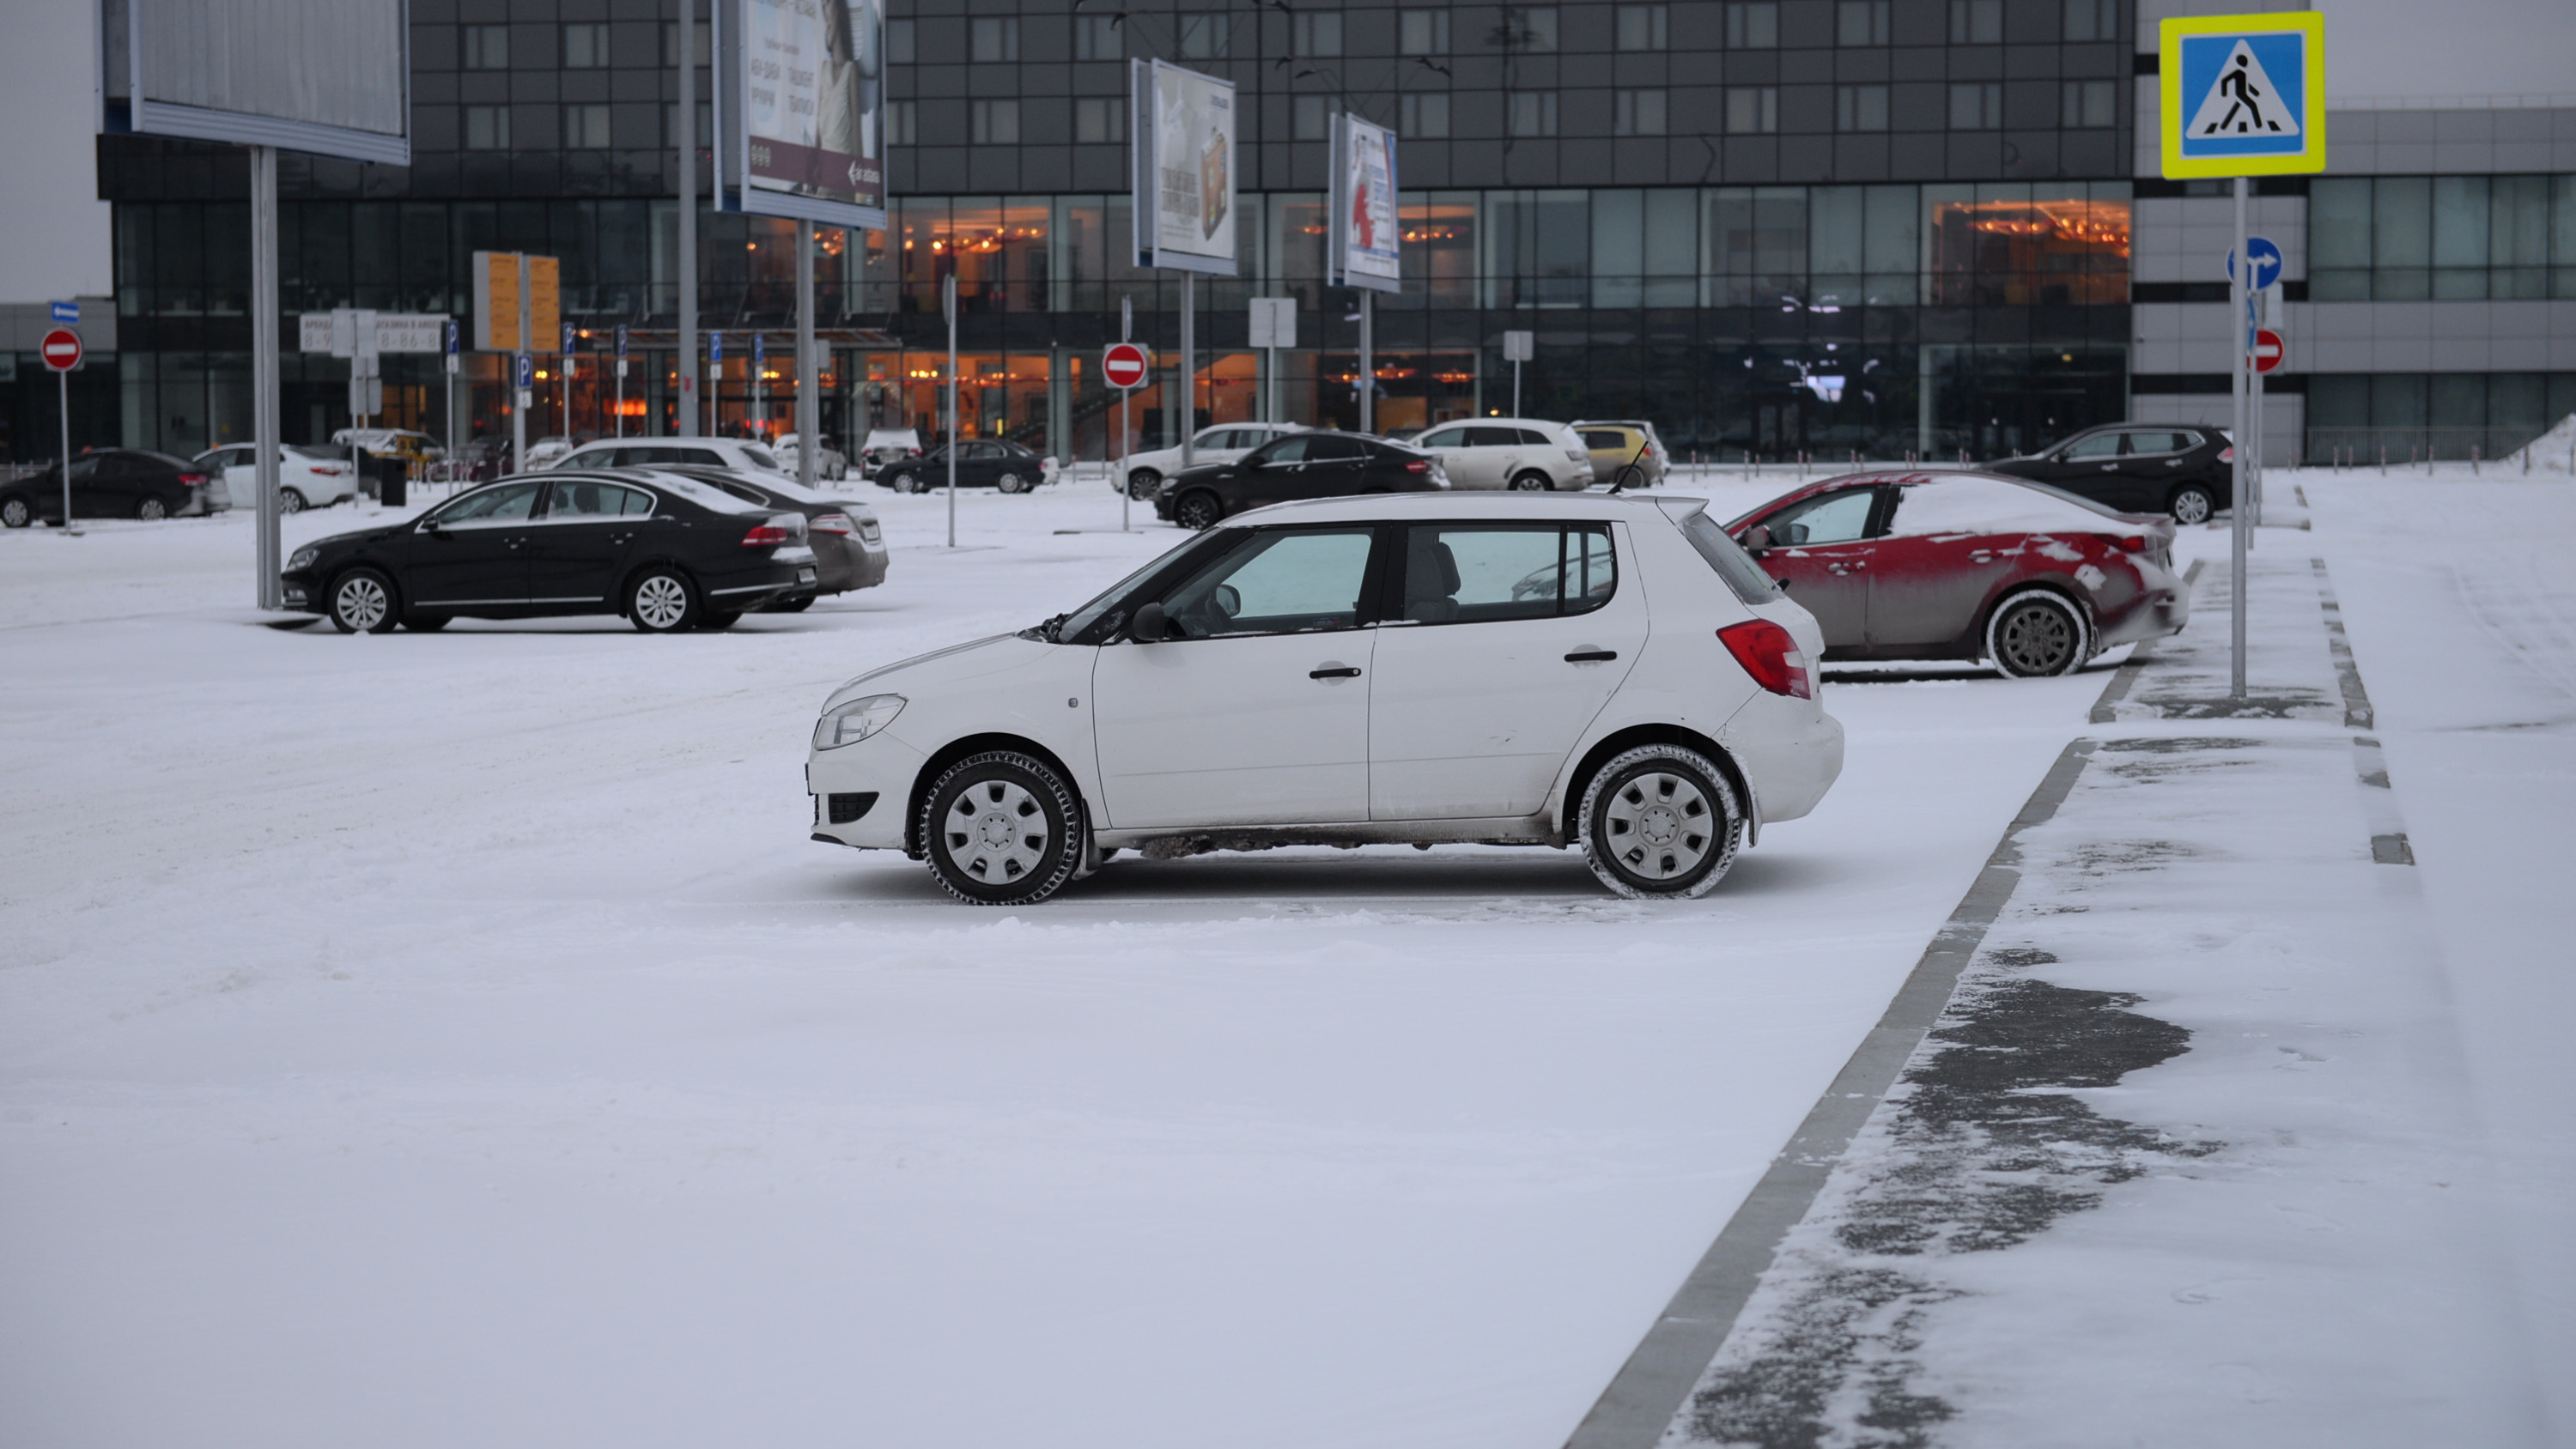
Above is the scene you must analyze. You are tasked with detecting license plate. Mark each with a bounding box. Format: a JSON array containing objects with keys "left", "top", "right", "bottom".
[{"left": 798, "top": 567, "right": 816, "bottom": 583}]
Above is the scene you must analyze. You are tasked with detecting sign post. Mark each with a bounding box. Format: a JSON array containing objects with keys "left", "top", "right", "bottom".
[
  {"left": 562, "top": 322, "right": 577, "bottom": 445},
  {"left": 614, "top": 324, "right": 629, "bottom": 439},
  {"left": 944, "top": 274, "right": 958, "bottom": 547},
  {"left": 708, "top": 331, "right": 723, "bottom": 439},
  {"left": 1503, "top": 330, "right": 1534, "bottom": 417},
  {"left": 444, "top": 318, "right": 461, "bottom": 481},
  {"left": 1248, "top": 299, "right": 1295, "bottom": 427},
  {"left": 1328, "top": 112, "right": 1399, "bottom": 434},
  {"left": 41, "top": 320, "right": 81, "bottom": 534},
  {"left": 1103, "top": 336, "right": 1151, "bottom": 531},
  {"left": 2162, "top": 10, "right": 2326, "bottom": 701}
]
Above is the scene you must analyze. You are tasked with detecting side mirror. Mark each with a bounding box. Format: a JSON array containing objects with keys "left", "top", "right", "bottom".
[
  {"left": 1129, "top": 600, "right": 1169, "bottom": 643},
  {"left": 1743, "top": 524, "right": 1773, "bottom": 555},
  {"left": 418, "top": 515, "right": 442, "bottom": 531},
  {"left": 1241, "top": 454, "right": 1265, "bottom": 470}
]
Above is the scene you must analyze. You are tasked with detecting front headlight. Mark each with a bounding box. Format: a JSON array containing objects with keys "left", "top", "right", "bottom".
[
  {"left": 288, "top": 545, "right": 319, "bottom": 570},
  {"left": 813, "top": 693, "right": 905, "bottom": 749}
]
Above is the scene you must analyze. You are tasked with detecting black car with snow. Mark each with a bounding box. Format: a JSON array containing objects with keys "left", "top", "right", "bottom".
[
  {"left": 1152, "top": 432, "right": 1449, "bottom": 530},
  {"left": 279, "top": 470, "right": 817, "bottom": 634}
]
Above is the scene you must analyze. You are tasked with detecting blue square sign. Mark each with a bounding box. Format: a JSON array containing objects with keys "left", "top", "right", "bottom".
[{"left": 2160, "top": 12, "right": 2327, "bottom": 179}]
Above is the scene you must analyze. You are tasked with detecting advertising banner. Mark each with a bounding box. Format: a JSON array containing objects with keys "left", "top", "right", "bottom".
[
  {"left": 1329, "top": 114, "right": 1400, "bottom": 294},
  {"left": 720, "top": 0, "right": 888, "bottom": 229},
  {"left": 1131, "top": 59, "right": 1236, "bottom": 275}
]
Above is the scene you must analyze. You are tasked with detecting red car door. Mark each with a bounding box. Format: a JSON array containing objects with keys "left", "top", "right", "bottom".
[
  {"left": 1741, "top": 485, "right": 1884, "bottom": 652},
  {"left": 1866, "top": 476, "right": 2079, "bottom": 652}
]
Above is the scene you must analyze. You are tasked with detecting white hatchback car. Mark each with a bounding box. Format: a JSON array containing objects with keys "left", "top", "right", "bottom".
[
  {"left": 806, "top": 492, "right": 1843, "bottom": 904},
  {"left": 1120, "top": 422, "right": 1306, "bottom": 500},
  {"left": 1409, "top": 418, "right": 1597, "bottom": 490}
]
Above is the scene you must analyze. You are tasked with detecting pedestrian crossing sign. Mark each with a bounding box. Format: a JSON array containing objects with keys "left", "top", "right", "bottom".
[{"left": 2160, "top": 11, "right": 2327, "bottom": 179}]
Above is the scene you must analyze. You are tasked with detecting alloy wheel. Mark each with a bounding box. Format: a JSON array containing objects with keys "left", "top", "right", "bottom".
[
  {"left": 137, "top": 497, "right": 167, "bottom": 521},
  {"left": 2171, "top": 486, "right": 2214, "bottom": 525},
  {"left": 1175, "top": 493, "right": 1222, "bottom": 530},
  {"left": 331, "top": 574, "right": 390, "bottom": 633},
  {"left": 1, "top": 497, "right": 30, "bottom": 528},
  {"left": 1994, "top": 598, "right": 2080, "bottom": 676},
  {"left": 1510, "top": 471, "right": 1551, "bottom": 491},
  {"left": 997, "top": 471, "right": 1028, "bottom": 494},
  {"left": 280, "top": 489, "right": 307, "bottom": 514},
  {"left": 631, "top": 573, "right": 693, "bottom": 631}
]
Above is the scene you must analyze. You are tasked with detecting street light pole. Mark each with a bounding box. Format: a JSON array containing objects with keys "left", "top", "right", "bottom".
[
  {"left": 796, "top": 218, "right": 817, "bottom": 490},
  {"left": 252, "top": 143, "right": 281, "bottom": 605},
  {"left": 677, "top": 0, "right": 698, "bottom": 437},
  {"left": 945, "top": 271, "right": 958, "bottom": 548}
]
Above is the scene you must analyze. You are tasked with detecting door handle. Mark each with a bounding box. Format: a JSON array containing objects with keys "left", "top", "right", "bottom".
[
  {"left": 2101, "top": 464, "right": 2118, "bottom": 470},
  {"left": 1564, "top": 649, "right": 1618, "bottom": 663},
  {"left": 1309, "top": 665, "right": 1362, "bottom": 679}
]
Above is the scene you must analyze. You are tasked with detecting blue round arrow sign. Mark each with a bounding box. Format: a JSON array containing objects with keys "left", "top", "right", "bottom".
[{"left": 2225, "top": 237, "right": 2284, "bottom": 290}]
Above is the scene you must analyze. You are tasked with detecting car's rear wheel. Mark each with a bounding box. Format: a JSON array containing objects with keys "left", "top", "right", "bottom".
[
  {"left": 1173, "top": 491, "right": 1224, "bottom": 530},
  {"left": 1579, "top": 744, "right": 1743, "bottom": 900},
  {"left": 626, "top": 567, "right": 701, "bottom": 634},
  {"left": 996, "top": 470, "right": 1030, "bottom": 494},
  {"left": 2169, "top": 483, "right": 2215, "bottom": 526},
  {"left": 327, "top": 567, "right": 399, "bottom": 634},
  {"left": 279, "top": 488, "right": 307, "bottom": 515},
  {"left": 893, "top": 471, "right": 923, "bottom": 494},
  {"left": 1613, "top": 464, "right": 1647, "bottom": 491},
  {"left": 1986, "top": 589, "right": 2091, "bottom": 677},
  {"left": 1509, "top": 470, "right": 1552, "bottom": 492},
  {"left": 136, "top": 496, "right": 168, "bottom": 521},
  {"left": 920, "top": 750, "right": 1087, "bottom": 906},
  {"left": 1125, "top": 469, "right": 1162, "bottom": 500},
  {"left": 1, "top": 497, "right": 31, "bottom": 529}
]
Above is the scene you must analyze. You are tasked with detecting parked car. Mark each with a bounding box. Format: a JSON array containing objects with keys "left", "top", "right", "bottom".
[
  {"left": 0, "top": 449, "right": 216, "bottom": 525},
  {"left": 653, "top": 464, "right": 890, "bottom": 606},
  {"left": 876, "top": 439, "right": 1058, "bottom": 494},
  {"left": 1408, "top": 418, "right": 1597, "bottom": 490},
  {"left": 442, "top": 436, "right": 515, "bottom": 483},
  {"left": 195, "top": 443, "right": 359, "bottom": 512},
  {"left": 1573, "top": 423, "right": 1668, "bottom": 491},
  {"left": 551, "top": 436, "right": 787, "bottom": 475},
  {"left": 805, "top": 491, "right": 1843, "bottom": 905},
  {"left": 1119, "top": 422, "right": 1306, "bottom": 500},
  {"left": 774, "top": 433, "right": 850, "bottom": 482},
  {"left": 277, "top": 470, "right": 817, "bottom": 634},
  {"left": 332, "top": 428, "right": 447, "bottom": 469},
  {"left": 1728, "top": 470, "right": 2189, "bottom": 677},
  {"left": 1380, "top": 425, "right": 1427, "bottom": 443},
  {"left": 1152, "top": 432, "right": 1448, "bottom": 530},
  {"left": 519, "top": 435, "right": 583, "bottom": 470},
  {"left": 857, "top": 427, "right": 923, "bottom": 477},
  {"left": 1984, "top": 424, "right": 2233, "bottom": 524}
]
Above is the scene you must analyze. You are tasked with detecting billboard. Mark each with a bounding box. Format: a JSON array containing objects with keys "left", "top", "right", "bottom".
[
  {"left": 1329, "top": 113, "right": 1400, "bottom": 294},
  {"left": 100, "top": 0, "right": 410, "bottom": 166},
  {"left": 1130, "top": 59, "right": 1236, "bottom": 276},
  {"left": 715, "top": 0, "right": 888, "bottom": 231},
  {"left": 470, "top": 253, "right": 561, "bottom": 354}
]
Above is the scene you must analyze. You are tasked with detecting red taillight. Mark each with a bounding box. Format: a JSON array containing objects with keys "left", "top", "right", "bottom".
[
  {"left": 2108, "top": 534, "right": 2148, "bottom": 552},
  {"left": 2218, "top": 446, "right": 2235, "bottom": 463},
  {"left": 740, "top": 523, "right": 793, "bottom": 547},
  {"left": 811, "top": 512, "right": 855, "bottom": 535},
  {"left": 1405, "top": 459, "right": 1430, "bottom": 473},
  {"left": 1718, "top": 619, "right": 1814, "bottom": 700},
  {"left": 908, "top": 446, "right": 921, "bottom": 457},
  {"left": 179, "top": 473, "right": 208, "bottom": 488}
]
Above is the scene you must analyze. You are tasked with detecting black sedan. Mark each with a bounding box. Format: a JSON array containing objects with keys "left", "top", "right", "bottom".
[
  {"left": 1153, "top": 433, "right": 1449, "bottom": 530},
  {"left": 279, "top": 470, "right": 817, "bottom": 634},
  {"left": 653, "top": 464, "right": 890, "bottom": 607},
  {"left": 1985, "top": 424, "right": 2233, "bottom": 525},
  {"left": 1, "top": 449, "right": 216, "bottom": 526},
  {"left": 876, "top": 439, "right": 1053, "bottom": 494}
]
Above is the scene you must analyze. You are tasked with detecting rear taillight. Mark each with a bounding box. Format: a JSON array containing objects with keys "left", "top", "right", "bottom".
[
  {"left": 1718, "top": 619, "right": 1814, "bottom": 700},
  {"left": 2108, "top": 534, "right": 2148, "bottom": 552},
  {"left": 1405, "top": 459, "right": 1430, "bottom": 473},
  {"left": 740, "top": 523, "right": 793, "bottom": 547},
  {"left": 908, "top": 447, "right": 921, "bottom": 457},
  {"left": 811, "top": 512, "right": 855, "bottom": 536},
  {"left": 2218, "top": 446, "right": 2235, "bottom": 463},
  {"left": 179, "top": 473, "right": 208, "bottom": 488}
]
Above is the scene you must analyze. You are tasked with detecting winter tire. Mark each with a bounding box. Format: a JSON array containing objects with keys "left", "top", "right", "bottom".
[
  {"left": 1126, "top": 470, "right": 1162, "bottom": 500},
  {"left": 1985, "top": 589, "right": 2091, "bottom": 678},
  {"left": 626, "top": 567, "right": 701, "bottom": 634},
  {"left": 1, "top": 497, "right": 30, "bottom": 529},
  {"left": 327, "top": 567, "right": 399, "bottom": 634},
  {"left": 920, "top": 750, "right": 1087, "bottom": 906},
  {"left": 896, "top": 472, "right": 927, "bottom": 494},
  {"left": 1509, "top": 470, "right": 1552, "bottom": 492},
  {"left": 280, "top": 489, "right": 308, "bottom": 515},
  {"left": 1174, "top": 491, "right": 1224, "bottom": 530},
  {"left": 997, "top": 471, "right": 1030, "bottom": 494},
  {"left": 1613, "top": 464, "right": 1647, "bottom": 492},
  {"left": 2168, "top": 484, "right": 2215, "bottom": 526},
  {"left": 136, "top": 496, "right": 168, "bottom": 521},
  {"left": 1578, "top": 744, "right": 1744, "bottom": 900}
]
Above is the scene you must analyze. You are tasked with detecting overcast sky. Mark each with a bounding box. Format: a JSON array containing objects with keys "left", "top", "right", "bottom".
[{"left": 3, "top": 0, "right": 2571, "bottom": 305}]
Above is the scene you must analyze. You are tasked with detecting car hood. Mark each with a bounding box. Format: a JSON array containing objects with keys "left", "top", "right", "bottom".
[
  {"left": 823, "top": 633, "right": 1057, "bottom": 706},
  {"left": 304, "top": 520, "right": 412, "bottom": 554}
]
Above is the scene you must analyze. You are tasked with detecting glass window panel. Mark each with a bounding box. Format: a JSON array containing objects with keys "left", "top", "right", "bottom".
[
  {"left": 1950, "top": 0, "right": 2002, "bottom": 43},
  {"left": 2491, "top": 175, "right": 2550, "bottom": 268},
  {"left": 2427, "top": 373, "right": 2486, "bottom": 432},
  {"left": 2308, "top": 179, "right": 2372, "bottom": 270},
  {"left": 1809, "top": 187, "right": 1866, "bottom": 279},
  {"left": 1399, "top": 9, "right": 1450, "bottom": 54},
  {"left": 1862, "top": 184, "right": 1918, "bottom": 304},
  {"left": 1726, "top": 2, "right": 1779, "bottom": 47},
  {"left": 2554, "top": 177, "right": 2576, "bottom": 266},
  {"left": 1592, "top": 190, "right": 1643, "bottom": 308},
  {"left": 1163, "top": 529, "right": 1376, "bottom": 638},
  {"left": 1643, "top": 188, "right": 1698, "bottom": 306},
  {"left": 2431, "top": 176, "right": 2489, "bottom": 270},
  {"left": 2373, "top": 176, "right": 2432, "bottom": 268}
]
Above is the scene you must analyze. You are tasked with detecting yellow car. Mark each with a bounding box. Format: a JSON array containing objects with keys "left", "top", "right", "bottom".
[{"left": 1574, "top": 422, "right": 1667, "bottom": 491}]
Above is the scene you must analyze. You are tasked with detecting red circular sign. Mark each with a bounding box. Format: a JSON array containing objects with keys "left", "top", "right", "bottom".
[
  {"left": 39, "top": 328, "right": 82, "bottom": 373},
  {"left": 1102, "top": 343, "right": 1151, "bottom": 391},
  {"left": 2251, "top": 328, "right": 2286, "bottom": 375}
]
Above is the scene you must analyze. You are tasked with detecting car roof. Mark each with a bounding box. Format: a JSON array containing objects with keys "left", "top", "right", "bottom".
[{"left": 1228, "top": 490, "right": 1704, "bottom": 526}]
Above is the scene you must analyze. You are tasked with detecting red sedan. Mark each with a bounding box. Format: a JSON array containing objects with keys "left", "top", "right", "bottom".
[{"left": 1728, "top": 470, "right": 2189, "bottom": 677}]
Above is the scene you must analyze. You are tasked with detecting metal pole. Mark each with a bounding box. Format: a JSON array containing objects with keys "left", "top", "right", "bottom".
[
  {"left": 1180, "top": 271, "right": 1196, "bottom": 470},
  {"left": 677, "top": 0, "right": 698, "bottom": 437},
  {"left": 612, "top": 335, "right": 623, "bottom": 439},
  {"left": 445, "top": 348, "right": 457, "bottom": 487},
  {"left": 1512, "top": 358, "right": 1523, "bottom": 418},
  {"left": 945, "top": 271, "right": 957, "bottom": 548},
  {"left": 1359, "top": 289, "right": 1374, "bottom": 434},
  {"left": 2229, "top": 175, "right": 2249, "bottom": 701},
  {"left": 252, "top": 144, "right": 280, "bottom": 603},
  {"left": 796, "top": 218, "right": 817, "bottom": 490},
  {"left": 58, "top": 367, "right": 72, "bottom": 535},
  {"left": 1120, "top": 294, "right": 1133, "bottom": 533}
]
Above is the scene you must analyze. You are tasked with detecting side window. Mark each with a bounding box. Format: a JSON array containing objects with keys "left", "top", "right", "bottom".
[
  {"left": 2062, "top": 433, "right": 2122, "bottom": 460},
  {"left": 2125, "top": 431, "right": 2190, "bottom": 455},
  {"left": 1417, "top": 426, "right": 1468, "bottom": 449},
  {"left": 1157, "top": 528, "right": 1376, "bottom": 639},
  {"left": 432, "top": 481, "right": 543, "bottom": 524},
  {"left": 1464, "top": 425, "right": 1522, "bottom": 447},
  {"left": 1254, "top": 436, "right": 1312, "bottom": 464},
  {"left": 546, "top": 481, "right": 653, "bottom": 518},
  {"left": 1762, "top": 488, "right": 1877, "bottom": 546},
  {"left": 1580, "top": 430, "right": 1625, "bottom": 451},
  {"left": 1400, "top": 524, "right": 1617, "bottom": 624},
  {"left": 1305, "top": 434, "right": 1367, "bottom": 460},
  {"left": 1514, "top": 427, "right": 1554, "bottom": 446}
]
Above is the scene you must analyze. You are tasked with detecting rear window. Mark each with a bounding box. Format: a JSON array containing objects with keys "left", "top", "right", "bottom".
[
  {"left": 1580, "top": 430, "right": 1626, "bottom": 450},
  {"left": 1678, "top": 510, "right": 1782, "bottom": 603},
  {"left": 737, "top": 444, "right": 782, "bottom": 470}
]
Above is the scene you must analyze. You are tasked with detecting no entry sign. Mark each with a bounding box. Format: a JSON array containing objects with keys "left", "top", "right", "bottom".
[
  {"left": 1102, "top": 342, "right": 1151, "bottom": 391},
  {"left": 40, "top": 328, "right": 82, "bottom": 373},
  {"left": 2251, "top": 327, "right": 2285, "bottom": 374}
]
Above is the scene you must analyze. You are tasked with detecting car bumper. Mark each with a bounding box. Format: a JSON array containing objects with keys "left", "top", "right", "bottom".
[
  {"left": 702, "top": 554, "right": 817, "bottom": 607},
  {"left": 1719, "top": 695, "right": 1845, "bottom": 829},
  {"left": 807, "top": 731, "right": 933, "bottom": 851}
]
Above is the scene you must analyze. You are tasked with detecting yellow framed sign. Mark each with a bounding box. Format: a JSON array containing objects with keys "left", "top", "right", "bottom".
[{"left": 2159, "top": 11, "right": 2326, "bottom": 179}]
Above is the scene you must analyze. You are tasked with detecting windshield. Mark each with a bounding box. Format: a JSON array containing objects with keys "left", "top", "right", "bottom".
[
  {"left": 1052, "top": 533, "right": 1220, "bottom": 643},
  {"left": 1678, "top": 509, "right": 1783, "bottom": 603}
]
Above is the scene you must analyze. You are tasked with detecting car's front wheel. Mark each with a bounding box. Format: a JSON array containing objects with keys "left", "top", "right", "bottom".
[
  {"left": 920, "top": 750, "right": 1088, "bottom": 906},
  {"left": 1125, "top": 469, "right": 1162, "bottom": 500},
  {"left": 1579, "top": 744, "right": 1744, "bottom": 900},
  {"left": 2169, "top": 483, "right": 2215, "bottom": 526},
  {"left": 1509, "top": 470, "right": 1552, "bottom": 492},
  {"left": 996, "top": 470, "right": 1030, "bottom": 494},
  {"left": 1173, "top": 490, "right": 1224, "bottom": 530},
  {"left": 1985, "top": 588, "right": 2092, "bottom": 677},
  {"left": 626, "top": 567, "right": 701, "bottom": 634},
  {"left": 1, "top": 496, "right": 31, "bottom": 529},
  {"left": 327, "top": 567, "right": 400, "bottom": 634},
  {"left": 136, "top": 496, "right": 168, "bottom": 521}
]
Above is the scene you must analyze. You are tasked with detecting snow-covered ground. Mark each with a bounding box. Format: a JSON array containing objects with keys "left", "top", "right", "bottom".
[{"left": 0, "top": 471, "right": 2566, "bottom": 1447}]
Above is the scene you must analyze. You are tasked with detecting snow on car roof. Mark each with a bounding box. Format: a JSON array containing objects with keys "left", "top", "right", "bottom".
[
  {"left": 1236, "top": 491, "right": 1695, "bottom": 525},
  {"left": 586, "top": 468, "right": 771, "bottom": 515}
]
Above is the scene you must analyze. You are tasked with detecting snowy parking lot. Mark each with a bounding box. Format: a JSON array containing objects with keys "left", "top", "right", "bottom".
[{"left": 1, "top": 470, "right": 2567, "bottom": 1447}]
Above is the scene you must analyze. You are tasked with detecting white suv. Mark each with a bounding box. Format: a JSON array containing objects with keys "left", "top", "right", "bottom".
[
  {"left": 1410, "top": 418, "right": 1597, "bottom": 490},
  {"left": 1121, "top": 422, "right": 1305, "bottom": 500},
  {"left": 806, "top": 492, "right": 1843, "bottom": 904},
  {"left": 551, "top": 436, "right": 787, "bottom": 474}
]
